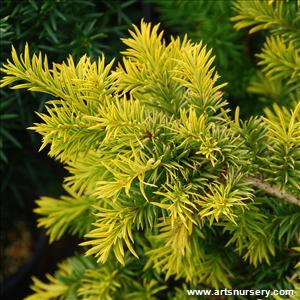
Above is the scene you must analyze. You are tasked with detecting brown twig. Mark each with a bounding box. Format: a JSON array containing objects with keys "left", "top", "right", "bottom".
[{"left": 244, "top": 176, "right": 300, "bottom": 206}]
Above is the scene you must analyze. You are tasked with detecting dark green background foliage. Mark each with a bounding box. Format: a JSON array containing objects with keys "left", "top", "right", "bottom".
[{"left": 2, "top": 0, "right": 138, "bottom": 59}]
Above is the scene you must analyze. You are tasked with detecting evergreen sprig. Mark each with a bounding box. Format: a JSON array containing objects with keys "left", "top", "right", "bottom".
[
  {"left": 232, "top": 0, "right": 300, "bottom": 106},
  {"left": 258, "top": 36, "right": 300, "bottom": 86},
  {"left": 34, "top": 186, "right": 95, "bottom": 242},
  {"left": 150, "top": 0, "right": 254, "bottom": 103},
  {"left": 232, "top": 0, "right": 300, "bottom": 45}
]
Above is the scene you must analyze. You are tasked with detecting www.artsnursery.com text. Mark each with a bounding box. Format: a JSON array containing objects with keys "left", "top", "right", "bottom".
[{"left": 186, "top": 288, "right": 296, "bottom": 298}]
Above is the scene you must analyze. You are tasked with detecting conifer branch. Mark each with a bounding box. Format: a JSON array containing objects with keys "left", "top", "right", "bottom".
[
  {"left": 244, "top": 176, "right": 300, "bottom": 206},
  {"left": 2, "top": 17, "right": 300, "bottom": 296}
]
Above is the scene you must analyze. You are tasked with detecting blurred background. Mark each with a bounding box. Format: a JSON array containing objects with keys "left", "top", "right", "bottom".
[{"left": 0, "top": 0, "right": 273, "bottom": 299}]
